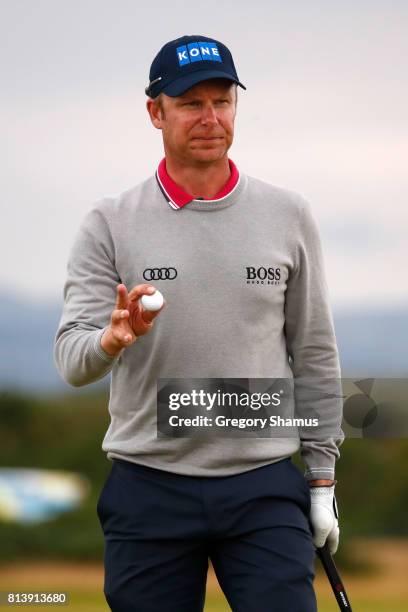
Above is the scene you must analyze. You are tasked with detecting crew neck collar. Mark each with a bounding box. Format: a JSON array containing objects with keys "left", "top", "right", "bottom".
[{"left": 155, "top": 157, "right": 240, "bottom": 210}]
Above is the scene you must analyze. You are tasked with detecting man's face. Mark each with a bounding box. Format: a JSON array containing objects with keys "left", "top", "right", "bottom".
[{"left": 147, "top": 78, "right": 237, "bottom": 165}]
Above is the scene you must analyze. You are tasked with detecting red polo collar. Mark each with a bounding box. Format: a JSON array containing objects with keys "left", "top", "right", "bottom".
[{"left": 155, "top": 157, "right": 240, "bottom": 210}]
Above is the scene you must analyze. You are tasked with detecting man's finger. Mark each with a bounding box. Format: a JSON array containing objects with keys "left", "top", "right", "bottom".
[
  {"left": 312, "top": 527, "right": 330, "bottom": 549},
  {"left": 128, "top": 284, "right": 157, "bottom": 301},
  {"left": 115, "top": 284, "right": 128, "bottom": 310},
  {"left": 327, "top": 526, "right": 339, "bottom": 555},
  {"left": 111, "top": 309, "right": 129, "bottom": 324},
  {"left": 141, "top": 301, "right": 166, "bottom": 324}
]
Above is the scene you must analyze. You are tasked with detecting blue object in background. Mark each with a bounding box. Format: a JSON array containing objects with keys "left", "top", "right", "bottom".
[{"left": 0, "top": 468, "right": 89, "bottom": 524}]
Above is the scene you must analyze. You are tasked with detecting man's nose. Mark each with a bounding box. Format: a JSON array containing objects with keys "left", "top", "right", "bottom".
[{"left": 200, "top": 103, "right": 218, "bottom": 125}]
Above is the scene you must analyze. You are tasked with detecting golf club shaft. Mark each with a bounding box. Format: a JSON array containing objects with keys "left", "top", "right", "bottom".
[{"left": 316, "top": 542, "right": 352, "bottom": 611}]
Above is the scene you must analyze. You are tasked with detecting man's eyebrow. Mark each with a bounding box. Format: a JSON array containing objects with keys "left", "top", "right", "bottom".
[{"left": 178, "top": 93, "right": 232, "bottom": 102}]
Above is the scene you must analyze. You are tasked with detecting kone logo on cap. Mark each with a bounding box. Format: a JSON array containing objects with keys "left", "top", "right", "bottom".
[{"left": 176, "top": 42, "right": 222, "bottom": 66}]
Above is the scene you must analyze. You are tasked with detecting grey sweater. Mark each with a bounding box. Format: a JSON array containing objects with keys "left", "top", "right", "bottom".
[{"left": 54, "top": 170, "right": 344, "bottom": 480}]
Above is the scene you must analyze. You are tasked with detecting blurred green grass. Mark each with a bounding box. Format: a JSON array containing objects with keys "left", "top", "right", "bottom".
[{"left": 2, "top": 589, "right": 406, "bottom": 611}]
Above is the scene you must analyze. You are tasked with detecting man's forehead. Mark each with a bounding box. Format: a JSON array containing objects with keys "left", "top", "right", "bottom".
[{"left": 177, "top": 79, "right": 236, "bottom": 98}]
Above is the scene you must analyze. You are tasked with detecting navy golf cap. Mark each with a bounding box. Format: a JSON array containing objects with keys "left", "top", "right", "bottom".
[{"left": 145, "top": 34, "right": 246, "bottom": 98}]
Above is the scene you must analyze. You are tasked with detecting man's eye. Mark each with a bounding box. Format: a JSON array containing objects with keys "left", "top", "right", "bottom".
[{"left": 183, "top": 101, "right": 200, "bottom": 107}]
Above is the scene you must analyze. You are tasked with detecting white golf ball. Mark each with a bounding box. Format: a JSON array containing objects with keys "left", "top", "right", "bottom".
[{"left": 141, "top": 289, "right": 164, "bottom": 312}]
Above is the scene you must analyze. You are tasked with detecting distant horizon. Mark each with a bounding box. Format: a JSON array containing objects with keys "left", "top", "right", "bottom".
[
  {"left": 0, "top": 290, "right": 406, "bottom": 393},
  {"left": 2, "top": 283, "right": 406, "bottom": 314}
]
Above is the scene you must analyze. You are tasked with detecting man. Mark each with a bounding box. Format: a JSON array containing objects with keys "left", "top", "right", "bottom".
[{"left": 54, "top": 34, "right": 344, "bottom": 612}]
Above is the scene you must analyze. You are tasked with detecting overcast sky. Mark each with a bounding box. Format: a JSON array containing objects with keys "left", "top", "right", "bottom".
[{"left": 1, "top": 0, "right": 407, "bottom": 310}]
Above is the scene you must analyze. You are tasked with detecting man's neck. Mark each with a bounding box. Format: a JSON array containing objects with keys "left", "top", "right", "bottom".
[{"left": 164, "top": 156, "right": 231, "bottom": 199}]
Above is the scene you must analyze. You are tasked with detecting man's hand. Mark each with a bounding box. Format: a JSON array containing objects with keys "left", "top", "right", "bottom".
[
  {"left": 101, "top": 283, "right": 166, "bottom": 356},
  {"left": 309, "top": 485, "right": 339, "bottom": 555}
]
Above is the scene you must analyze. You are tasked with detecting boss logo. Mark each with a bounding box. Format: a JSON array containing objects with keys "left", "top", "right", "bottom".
[
  {"left": 177, "top": 42, "right": 222, "bottom": 67},
  {"left": 246, "top": 266, "right": 281, "bottom": 285},
  {"left": 143, "top": 267, "right": 178, "bottom": 281}
]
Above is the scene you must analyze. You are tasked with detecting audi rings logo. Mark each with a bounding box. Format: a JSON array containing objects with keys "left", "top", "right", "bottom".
[{"left": 143, "top": 267, "right": 178, "bottom": 281}]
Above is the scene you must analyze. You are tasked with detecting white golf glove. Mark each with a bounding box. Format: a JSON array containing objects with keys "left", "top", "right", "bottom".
[{"left": 309, "top": 485, "right": 339, "bottom": 554}]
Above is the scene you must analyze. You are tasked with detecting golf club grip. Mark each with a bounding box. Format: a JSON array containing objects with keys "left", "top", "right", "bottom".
[{"left": 316, "top": 542, "right": 352, "bottom": 611}]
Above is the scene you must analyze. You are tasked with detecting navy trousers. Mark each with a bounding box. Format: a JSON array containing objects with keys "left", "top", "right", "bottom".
[{"left": 96, "top": 457, "right": 317, "bottom": 612}]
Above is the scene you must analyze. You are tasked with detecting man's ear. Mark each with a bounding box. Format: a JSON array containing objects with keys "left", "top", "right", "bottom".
[{"left": 146, "top": 98, "right": 163, "bottom": 130}]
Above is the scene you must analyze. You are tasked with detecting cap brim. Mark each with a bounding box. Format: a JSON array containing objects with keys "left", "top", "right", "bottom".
[{"left": 162, "top": 70, "right": 246, "bottom": 97}]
